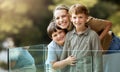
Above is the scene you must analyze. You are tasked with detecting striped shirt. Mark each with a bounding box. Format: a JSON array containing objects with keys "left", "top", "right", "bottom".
[{"left": 61, "top": 27, "right": 103, "bottom": 72}]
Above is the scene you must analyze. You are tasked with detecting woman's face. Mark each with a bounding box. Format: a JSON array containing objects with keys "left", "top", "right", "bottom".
[
  {"left": 54, "top": 10, "right": 70, "bottom": 29},
  {"left": 51, "top": 29, "right": 66, "bottom": 46}
]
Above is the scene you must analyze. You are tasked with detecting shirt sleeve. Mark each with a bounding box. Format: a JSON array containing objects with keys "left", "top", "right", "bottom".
[
  {"left": 87, "top": 16, "right": 107, "bottom": 34},
  {"left": 46, "top": 45, "right": 57, "bottom": 64},
  {"left": 45, "top": 43, "right": 58, "bottom": 72},
  {"left": 91, "top": 31, "right": 103, "bottom": 72}
]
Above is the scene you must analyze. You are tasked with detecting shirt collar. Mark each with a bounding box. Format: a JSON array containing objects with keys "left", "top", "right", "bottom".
[{"left": 71, "top": 26, "right": 90, "bottom": 36}]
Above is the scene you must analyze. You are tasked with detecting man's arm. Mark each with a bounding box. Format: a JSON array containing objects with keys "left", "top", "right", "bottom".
[
  {"left": 99, "top": 20, "right": 112, "bottom": 40},
  {"left": 87, "top": 16, "right": 112, "bottom": 41}
]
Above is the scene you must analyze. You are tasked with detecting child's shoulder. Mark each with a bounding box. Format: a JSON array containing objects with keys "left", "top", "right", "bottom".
[
  {"left": 67, "top": 29, "right": 74, "bottom": 34},
  {"left": 66, "top": 30, "right": 74, "bottom": 38},
  {"left": 48, "top": 41, "right": 59, "bottom": 49},
  {"left": 89, "top": 29, "right": 98, "bottom": 37}
]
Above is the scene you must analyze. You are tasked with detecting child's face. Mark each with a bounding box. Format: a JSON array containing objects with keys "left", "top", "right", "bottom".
[
  {"left": 54, "top": 10, "right": 70, "bottom": 29},
  {"left": 52, "top": 29, "right": 66, "bottom": 46},
  {"left": 70, "top": 13, "right": 88, "bottom": 29}
]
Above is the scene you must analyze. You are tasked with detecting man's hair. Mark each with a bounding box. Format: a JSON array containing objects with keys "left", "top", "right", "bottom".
[
  {"left": 47, "top": 20, "right": 67, "bottom": 38},
  {"left": 69, "top": 4, "right": 89, "bottom": 15}
]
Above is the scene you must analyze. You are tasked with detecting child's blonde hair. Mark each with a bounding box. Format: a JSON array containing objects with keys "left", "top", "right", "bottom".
[{"left": 69, "top": 4, "right": 89, "bottom": 16}]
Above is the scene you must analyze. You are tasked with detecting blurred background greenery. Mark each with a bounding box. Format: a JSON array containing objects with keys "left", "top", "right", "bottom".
[
  {"left": 0, "top": 0, "right": 119, "bottom": 72},
  {"left": 0, "top": 0, "right": 119, "bottom": 46}
]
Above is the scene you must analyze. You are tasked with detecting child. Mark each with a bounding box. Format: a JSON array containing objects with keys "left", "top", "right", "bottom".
[
  {"left": 60, "top": 4, "right": 103, "bottom": 72},
  {"left": 45, "top": 20, "right": 76, "bottom": 72}
]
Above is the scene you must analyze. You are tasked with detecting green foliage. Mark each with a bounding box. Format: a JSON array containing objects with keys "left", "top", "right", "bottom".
[
  {"left": 49, "top": 0, "right": 98, "bottom": 11},
  {"left": 16, "top": 27, "right": 42, "bottom": 46},
  {"left": 0, "top": 0, "right": 52, "bottom": 46},
  {"left": 0, "top": 0, "right": 33, "bottom": 44},
  {"left": 0, "top": 13, "right": 33, "bottom": 42},
  {"left": 0, "top": 0, "right": 119, "bottom": 46},
  {"left": 89, "top": 1, "right": 119, "bottom": 19},
  {"left": 108, "top": 11, "right": 120, "bottom": 36},
  {"left": 100, "top": 0, "right": 120, "bottom": 5},
  {"left": 0, "top": 13, "right": 32, "bottom": 33},
  {"left": 0, "top": 62, "right": 8, "bottom": 70}
]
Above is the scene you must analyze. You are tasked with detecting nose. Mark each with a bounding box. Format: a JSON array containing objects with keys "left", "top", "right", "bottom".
[
  {"left": 57, "top": 34, "right": 61, "bottom": 38},
  {"left": 76, "top": 18, "right": 79, "bottom": 22},
  {"left": 59, "top": 17, "right": 63, "bottom": 22},
  {"left": 75, "top": 18, "right": 80, "bottom": 24}
]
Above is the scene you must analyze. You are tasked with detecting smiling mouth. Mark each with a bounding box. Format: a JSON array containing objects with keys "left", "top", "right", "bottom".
[
  {"left": 76, "top": 23, "right": 82, "bottom": 25},
  {"left": 58, "top": 37, "right": 65, "bottom": 41},
  {"left": 61, "top": 22, "right": 66, "bottom": 25}
]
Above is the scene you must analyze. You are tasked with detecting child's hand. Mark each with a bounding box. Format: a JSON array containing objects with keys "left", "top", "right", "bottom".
[{"left": 65, "top": 55, "right": 77, "bottom": 65}]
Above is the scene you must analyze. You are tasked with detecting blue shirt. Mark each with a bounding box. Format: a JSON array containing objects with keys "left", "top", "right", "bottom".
[
  {"left": 9, "top": 47, "right": 35, "bottom": 69},
  {"left": 45, "top": 41, "right": 63, "bottom": 72}
]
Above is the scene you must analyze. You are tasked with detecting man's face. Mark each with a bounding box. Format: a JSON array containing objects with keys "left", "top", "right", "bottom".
[
  {"left": 54, "top": 10, "right": 70, "bottom": 29},
  {"left": 71, "top": 13, "right": 88, "bottom": 29},
  {"left": 52, "top": 29, "right": 66, "bottom": 46}
]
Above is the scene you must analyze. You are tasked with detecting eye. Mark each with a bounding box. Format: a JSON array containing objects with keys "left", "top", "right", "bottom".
[
  {"left": 55, "top": 17, "right": 59, "bottom": 20},
  {"left": 58, "top": 31, "right": 63, "bottom": 34},
  {"left": 62, "top": 15, "right": 67, "bottom": 18},
  {"left": 53, "top": 34, "right": 57, "bottom": 37},
  {"left": 79, "top": 16, "right": 83, "bottom": 18},
  {"left": 73, "top": 16, "right": 76, "bottom": 19}
]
